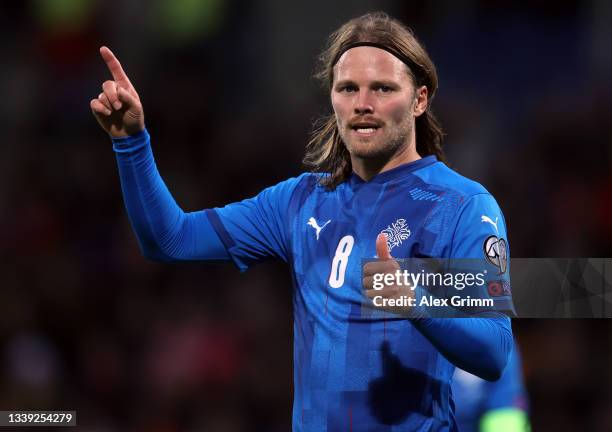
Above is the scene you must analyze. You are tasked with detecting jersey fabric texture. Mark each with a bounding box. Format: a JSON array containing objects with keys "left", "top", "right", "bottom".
[{"left": 112, "top": 129, "right": 514, "bottom": 432}]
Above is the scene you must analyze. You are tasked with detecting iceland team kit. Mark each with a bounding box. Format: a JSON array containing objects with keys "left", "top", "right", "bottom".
[{"left": 112, "top": 129, "right": 514, "bottom": 431}]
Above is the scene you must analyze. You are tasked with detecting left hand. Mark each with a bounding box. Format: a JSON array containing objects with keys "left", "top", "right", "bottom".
[{"left": 363, "top": 234, "right": 415, "bottom": 314}]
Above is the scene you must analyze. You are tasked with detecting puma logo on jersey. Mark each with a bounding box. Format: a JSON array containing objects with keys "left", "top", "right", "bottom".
[
  {"left": 307, "top": 217, "right": 331, "bottom": 240},
  {"left": 480, "top": 215, "right": 499, "bottom": 234}
]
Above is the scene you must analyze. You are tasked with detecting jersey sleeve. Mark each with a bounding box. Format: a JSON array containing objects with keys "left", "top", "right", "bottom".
[
  {"left": 112, "top": 128, "right": 229, "bottom": 262},
  {"left": 449, "top": 193, "right": 514, "bottom": 315},
  {"left": 483, "top": 344, "right": 529, "bottom": 412},
  {"left": 449, "top": 193, "right": 508, "bottom": 259},
  {"left": 411, "top": 193, "right": 514, "bottom": 380},
  {"left": 205, "top": 174, "right": 308, "bottom": 272}
]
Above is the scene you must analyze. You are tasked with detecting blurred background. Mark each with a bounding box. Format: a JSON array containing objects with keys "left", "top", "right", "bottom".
[{"left": 1, "top": 0, "right": 611, "bottom": 430}]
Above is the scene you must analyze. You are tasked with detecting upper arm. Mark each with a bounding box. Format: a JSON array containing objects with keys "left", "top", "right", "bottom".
[
  {"left": 448, "top": 194, "right": 514, "bottom": 316},
  {"left": 207, "top": 174, "right": 308, "bottom": 272},
  {"left": 449, "top": 193, "right": 508, "bottom": 262}
]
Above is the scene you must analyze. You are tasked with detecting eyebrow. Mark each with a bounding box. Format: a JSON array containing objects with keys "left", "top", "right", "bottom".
[{"left": 334, "top": 79, "right": 399, "bottom": 89}]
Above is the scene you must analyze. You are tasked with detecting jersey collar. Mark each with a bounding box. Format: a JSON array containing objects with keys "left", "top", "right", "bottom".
[{"left": 349, "top": 155, "right": 438, "bottom": 186}]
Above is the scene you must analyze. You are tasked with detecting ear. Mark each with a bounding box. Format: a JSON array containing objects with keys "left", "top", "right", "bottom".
[{"left": 413, "top": 85, "right": 428, "bottom": 117}]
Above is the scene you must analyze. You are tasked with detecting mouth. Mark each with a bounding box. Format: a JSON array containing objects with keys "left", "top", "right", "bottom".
[{"left": 350, "top": 122, "right": 381, "bottom": 137}]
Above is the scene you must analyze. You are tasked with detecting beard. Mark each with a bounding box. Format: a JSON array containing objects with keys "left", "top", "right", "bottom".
[{"left": 338, "top": 118, "right": 414, "bottom": 162}]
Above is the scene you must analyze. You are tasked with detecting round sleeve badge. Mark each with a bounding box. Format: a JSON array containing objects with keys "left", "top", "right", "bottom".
[{"left": 483, "top": 235, "right": 508, "bottom": 274}]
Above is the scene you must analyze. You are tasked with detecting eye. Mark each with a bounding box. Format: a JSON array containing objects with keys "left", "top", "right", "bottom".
[
  {"left": 377, "top": 85, "right": 393, "bottom": 93},
  {"left": 339, "top": 85, "right": 357, "bottom": 93}
]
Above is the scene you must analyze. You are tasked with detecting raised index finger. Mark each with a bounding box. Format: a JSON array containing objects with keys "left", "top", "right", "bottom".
[{"left": 100, "top": 46, "right": 132, "bottom": 87}]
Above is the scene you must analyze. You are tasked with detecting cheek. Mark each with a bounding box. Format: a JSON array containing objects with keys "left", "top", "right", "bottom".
[
  {"left": 384, "top": 99, "right": 414, "bottom": 124},
  {"left": 331, "top": 96, "right": 350, "bottom": 121}
]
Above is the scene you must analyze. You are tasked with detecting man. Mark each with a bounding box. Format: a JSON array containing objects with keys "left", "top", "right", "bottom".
[{"left": 91, "top": 12, "right": 513, "bottom": 431}]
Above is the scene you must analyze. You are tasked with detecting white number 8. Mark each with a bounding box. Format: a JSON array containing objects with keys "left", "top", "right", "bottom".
[{"left": 328, "top": 235, "right": 354, "bottom": 288}]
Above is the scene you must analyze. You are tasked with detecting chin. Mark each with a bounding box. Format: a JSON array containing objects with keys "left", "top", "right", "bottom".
[{"left": 346, "top": 138, "right": 393, "bottom": 160}]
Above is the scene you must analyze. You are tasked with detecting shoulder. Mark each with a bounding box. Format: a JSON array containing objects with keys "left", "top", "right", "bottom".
[
  {"left": 414, "top": 161, "right": 491, "bottom": 202},
  {"left": 413, "top": 162, "right": 507, "bottom": 241},
  {"left": 276, "top": 172, "right": 346, "bottom": 195},
  {"left": 260, "top": 172, "right": 316, "bottom": 195},
  {"left": 256, "top": 172, "right": 328, "bottom": 208},
  {"left": 276, "top": 172, "right": 325, "bottom": 195}
]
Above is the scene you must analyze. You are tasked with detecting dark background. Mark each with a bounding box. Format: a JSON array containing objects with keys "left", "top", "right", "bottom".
[{"left": 1, "top": 0, "right": 611, "bottom": 430}]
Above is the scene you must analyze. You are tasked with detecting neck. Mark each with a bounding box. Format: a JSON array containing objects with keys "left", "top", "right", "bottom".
[{"left": 351, "top": 142, "right": 421, "bottom": 182}]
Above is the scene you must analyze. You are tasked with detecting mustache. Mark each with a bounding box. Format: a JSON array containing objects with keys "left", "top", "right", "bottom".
[{"left": 347, "top": 117, "right": 384, "bottom": 128}]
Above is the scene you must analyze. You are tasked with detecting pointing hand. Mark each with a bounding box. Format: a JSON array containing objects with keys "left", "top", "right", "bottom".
[{"left": 90, "top": 46, "right": 145, "bottom": 137}]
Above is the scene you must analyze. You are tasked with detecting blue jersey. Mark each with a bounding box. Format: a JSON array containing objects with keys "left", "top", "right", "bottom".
[
  {"left": 452, "top": 342, "right": 529, "bottom": 432},
  {"left": 112, "top": 130, "right": 512, "bottom": 431},
  {"left": 203, "top": 156, "right": 512, "bottom": 431}
]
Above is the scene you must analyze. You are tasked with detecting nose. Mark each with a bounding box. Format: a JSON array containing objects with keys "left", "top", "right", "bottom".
[{"left": 354, "top": 90, "right": 374, "bottom": 115}]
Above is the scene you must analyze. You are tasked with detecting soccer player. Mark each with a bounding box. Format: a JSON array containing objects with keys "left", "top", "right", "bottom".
[
  {"left": 91, "top": 12, "right": 513, "bottom": 431},
  {"left": 452, "top": 341, "right": 530, "bottom": 432}
]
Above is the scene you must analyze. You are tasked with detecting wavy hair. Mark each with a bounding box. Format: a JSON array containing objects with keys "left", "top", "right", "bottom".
[{"left": 304, "top": 12, "right": 446, "bottom": 189}]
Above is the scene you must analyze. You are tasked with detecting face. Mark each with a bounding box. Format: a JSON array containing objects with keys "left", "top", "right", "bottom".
[{"left": 331, "top": 46, "right": 428, "bottom": 161}]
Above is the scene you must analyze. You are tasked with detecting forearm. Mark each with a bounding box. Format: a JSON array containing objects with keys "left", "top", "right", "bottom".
[
  {"left": 412, "top": 316, "right": 512, "bottom": 381},
  {"left": 112, "top": 128, "right": 228, "bottom": 262}
]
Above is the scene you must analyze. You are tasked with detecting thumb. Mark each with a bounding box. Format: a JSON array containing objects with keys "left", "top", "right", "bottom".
[{"left": 376, "top": 233, "right": 392, "bottom": 260}]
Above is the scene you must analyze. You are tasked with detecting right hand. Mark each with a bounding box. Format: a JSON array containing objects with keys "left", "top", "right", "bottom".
[{"left": 90, "top": 46, "right": 145, "bottom": 137}]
